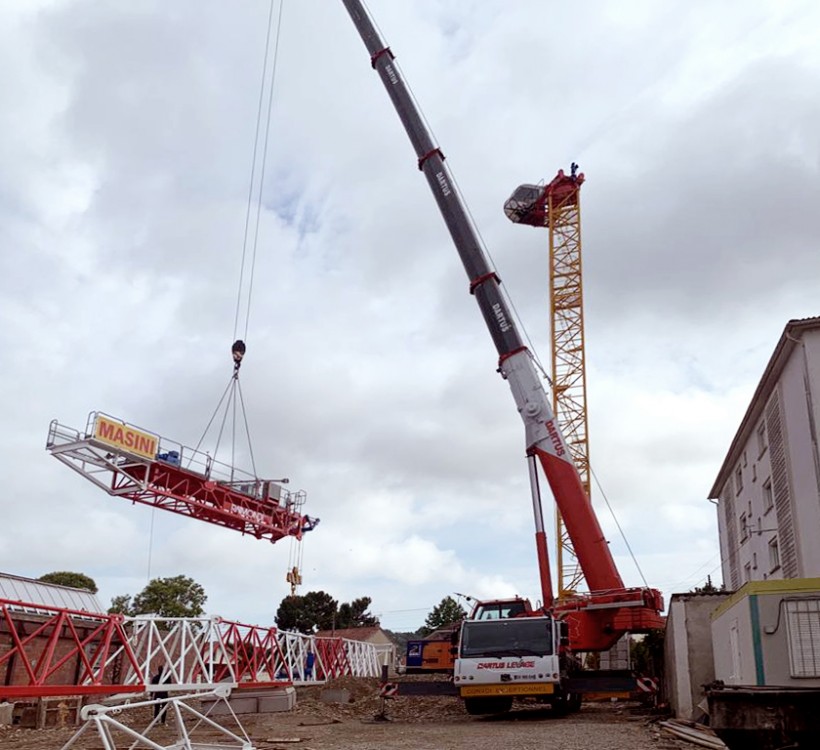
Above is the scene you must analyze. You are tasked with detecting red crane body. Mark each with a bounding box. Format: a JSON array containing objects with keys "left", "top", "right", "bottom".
[{"left": 341, "top": 0, "right": 663, "bottom": 651}]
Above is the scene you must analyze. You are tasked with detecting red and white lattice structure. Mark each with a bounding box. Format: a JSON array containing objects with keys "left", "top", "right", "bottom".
[
  {"left": 0, "top": 599, "right": 381, "bottom": 700},
  {"left": 46, "top": 412, "right": 317, "bottom": 543}
]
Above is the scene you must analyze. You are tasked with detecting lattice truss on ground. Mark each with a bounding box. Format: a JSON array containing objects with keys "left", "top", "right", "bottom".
[
  {"left": 62, "top": 686, "right": 255, "bottom": 750},
  {"left": 0, "top": 599, "right": 382, "bottom": 699}
]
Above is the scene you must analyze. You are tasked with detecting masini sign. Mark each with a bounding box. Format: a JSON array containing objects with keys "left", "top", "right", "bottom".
[{"left": 93, "top": 415, "right": 158, "bottom": 461}]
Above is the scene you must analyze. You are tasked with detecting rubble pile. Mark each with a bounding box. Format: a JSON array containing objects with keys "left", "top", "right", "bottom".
[{"left": 294, "top": 677, "right": 465, "bottom": 724}]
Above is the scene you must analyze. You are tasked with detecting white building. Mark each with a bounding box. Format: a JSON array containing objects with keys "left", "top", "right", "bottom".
[{"left": 709, "top": 317, "right": 820, "bottom": 588}]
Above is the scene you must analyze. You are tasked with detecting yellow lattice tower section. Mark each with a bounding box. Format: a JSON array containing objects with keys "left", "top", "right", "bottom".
[
  {"left": 503, "top": 166, "right": 590, "bottom": 600},
  {"left": 546, "top": 168, "right": 589, "bottom": 599}
]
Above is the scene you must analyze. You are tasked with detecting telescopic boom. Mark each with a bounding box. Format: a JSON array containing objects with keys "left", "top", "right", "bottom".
[{"left": 340, "top": 0, "right": 626, "bottom": 603}]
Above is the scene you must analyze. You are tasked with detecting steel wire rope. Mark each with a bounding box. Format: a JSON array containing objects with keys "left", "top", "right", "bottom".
[
  {"left": 233, "top": 0, "right": 279, "bottom": 342},
  {"left": 147, "top": 2, "right": 283, "bottom": 575},
  {"left": 212, "top": 383, "right": 235, "bottom": 472},
  {"left": 230, "top": 379, "right": 239, "bottom": 482},
  {"left": 227, "top": 0, "right": 284, "bottom": 479},
  {"left": 242, "top": 0, "right": 285, "bottom": 343},
  {"left": 287, "top": 529, "right": 305, "bottom": 595},
  {"left": 361, "top": 0, "right": 551, "bottom": 382},
  {"left": 656, "top": 552, "right": 730, "bottom": 593},
  {"left": 384, "top": 52, "right": 553, "bottom": 387},
  {"left": 236, "top": 379, "right": 258, "bottom": 479},
  {"left": 587, "top": 472, "right": 733, "bottom": 594},
  {"left": 199, "top": 0, "right": 284, "bottom": 478},
  {"left": 666, "top": 552, "right": 722, "bottom": 591},
  {"left": 190, "top": 376, "right": 234, "bottom": 468},
  {"left": 590, "top": 465, "right": 649, "bottom": 588}
]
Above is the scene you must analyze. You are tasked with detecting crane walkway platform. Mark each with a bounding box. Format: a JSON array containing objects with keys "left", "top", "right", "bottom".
[{"left": 46, "top": 412, "right": 317, "bottom": 543}]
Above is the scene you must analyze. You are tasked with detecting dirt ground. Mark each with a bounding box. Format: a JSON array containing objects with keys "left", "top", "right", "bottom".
[{"left": 0, "top": 679, "right": 688, "bottom": 750}]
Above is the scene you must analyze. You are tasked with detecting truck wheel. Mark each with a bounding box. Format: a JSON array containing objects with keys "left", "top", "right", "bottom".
[
  {"left": 552, "top": 692, "right": 580, "bottom": 715},
  {"left": 567, "top": 693, "right": 582, "bottom": 713},
  {"left": 464, "top": 697, "right": 513, "bottom": 715}
]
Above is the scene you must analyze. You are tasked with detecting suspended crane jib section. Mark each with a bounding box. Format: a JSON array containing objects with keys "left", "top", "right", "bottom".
[
  {"left": 503, "top": 168, "right": 585, "bottom": 228},
  {"left": 45, "top": 412, "right": 318, "bottom": 543}
]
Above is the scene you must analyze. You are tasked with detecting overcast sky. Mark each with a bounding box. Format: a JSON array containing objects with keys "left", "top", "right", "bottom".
[{"left": 2, "top": 0, "right": 819, "bottom": 633}]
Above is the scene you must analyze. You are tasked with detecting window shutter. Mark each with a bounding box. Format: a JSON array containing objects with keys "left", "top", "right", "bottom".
[{"left": 785, "top": 599, "right": 820, "bottom": 678}]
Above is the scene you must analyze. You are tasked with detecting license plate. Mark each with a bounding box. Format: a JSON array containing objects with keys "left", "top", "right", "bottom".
[{"left": 460, "top": 682, "right": 555, "bottom": 697}]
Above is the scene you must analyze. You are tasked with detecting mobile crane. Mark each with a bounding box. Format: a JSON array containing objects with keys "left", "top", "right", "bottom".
[{"left": 340, "top": 1, "right": 664, "bottom": 715}]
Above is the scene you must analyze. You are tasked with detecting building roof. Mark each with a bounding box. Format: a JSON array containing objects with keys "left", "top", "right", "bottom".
[
  {"left": 314, "top": 626, "right": 386, "bottom": 641},
  {"left": 710, "top": 577, "right": 820, "bottom": 620},
  {"left": 708, "top": 317, "right": 820, "bottom": 499},
  {"left": 669, "top": 591, "right": 732, "bottom": 603},
  {"left": 0, "top": 572, "right": 104, "bottom": 614}
]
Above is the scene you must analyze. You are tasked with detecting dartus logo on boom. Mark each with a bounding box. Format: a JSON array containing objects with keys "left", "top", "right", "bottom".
[
  {"left": 435, "top": 171, "right": 452, "bottom": 196},
  {"left": 492, "top": 303, "right": 511, "bottom": 333},
  {"left": 384, "top": 63, "right": 399, "bottom": 85},
  {"left": 546, "top": 420, "right": 566, "bottom": 457}
]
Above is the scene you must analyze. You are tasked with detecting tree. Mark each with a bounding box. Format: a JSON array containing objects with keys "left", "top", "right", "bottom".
[
  {"left": 417, "top": 596, "right": 467, "bottom": 637},
  {"left": 274, "top": 592, "right": 379, "bottom": 633},
  {"left": 38, "top": 571, "right": 98, "bottom": 594},
  {"left": 108, "top": 575, "right": 206, "bottom": 618},
  {"left": 690, "top": 575, "right": 725, "bottom": 594},
  {"left": 336, "top": 596, "right": 379, "bottom": 629},
  {"left": 276, "top": 591, "right": 338, "bottom": 633},
  {"left": 108, "top": 594, "right": 133, "bottom": 615}
]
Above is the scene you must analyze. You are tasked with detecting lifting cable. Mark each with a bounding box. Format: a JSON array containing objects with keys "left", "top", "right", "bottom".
[
  {"left": 233, "top": 0, "right": 285, "bottom": 345},
  {"left": 193, "top": 0, "right": 285, "bottom": 479},
  {"left": 373, "top": 32, "right": 553, "bottom": 386},
  {"left": 591, "top": 466, "right": 649, "bottom": 588}
]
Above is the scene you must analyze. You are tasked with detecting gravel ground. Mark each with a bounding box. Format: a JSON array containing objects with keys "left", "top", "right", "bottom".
[{"left": 0, "top": 680, "right": 687, "bottom": 750}]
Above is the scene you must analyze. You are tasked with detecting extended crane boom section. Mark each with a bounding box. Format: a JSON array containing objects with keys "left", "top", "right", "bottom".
[{"left": 341, "top": 0, "right": 640, "bottom": 600}]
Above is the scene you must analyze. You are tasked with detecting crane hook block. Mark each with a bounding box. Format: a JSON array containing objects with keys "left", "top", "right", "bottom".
[{"left": 232, "top": 340, "right": 246, "bottom": 371}]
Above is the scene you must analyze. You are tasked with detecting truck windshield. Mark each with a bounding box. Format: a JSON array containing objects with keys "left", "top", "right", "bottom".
[
  {"left": 459, "top": 618, "right": 553, "bottom": 658},
  {"left": 472, "top": 600, "right": 530, "bottom": 620}
]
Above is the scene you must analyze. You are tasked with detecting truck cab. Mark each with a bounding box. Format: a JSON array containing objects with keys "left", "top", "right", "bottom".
[{"left": 453, "top": 615, "right": 562, "bottom": 715}]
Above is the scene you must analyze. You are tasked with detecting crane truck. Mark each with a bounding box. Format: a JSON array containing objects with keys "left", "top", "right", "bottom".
[{"left": 340, "top": 1, "right": 664, "bottom": 715}]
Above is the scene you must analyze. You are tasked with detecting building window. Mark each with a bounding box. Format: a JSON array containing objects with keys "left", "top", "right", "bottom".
[
  {"left": 742, "top": 450, "right": 748, "bottom": 467},
  {"left": 735, "top": 466, "right": 743, "bottom": 494},
  {"left": 752, "top": 463, "right": 757, "bottom": 482},
  {"left": 763, "top": 479, "right": 774, "bottom": 513},
  {"left": 785, "top": 599, "right": 820, "bottom": 678},
  {"left": 744, "top": 563, "right": 752, "bottom": 582},
  {"left": 752, "top": 552, "right": 757, "bottom": 570},
  {"left": 769, "top": 537, "right": 780, "bottom": 572},
  {"left": 757, "top": 422, "right": 767, "bottom": 456},
  {"left": 740, "top": 513, "right": 749, "bottom": 542}
]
